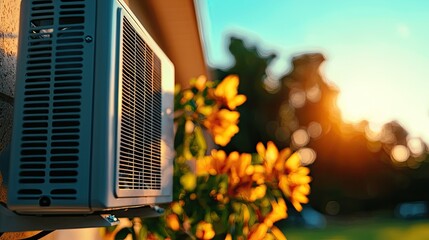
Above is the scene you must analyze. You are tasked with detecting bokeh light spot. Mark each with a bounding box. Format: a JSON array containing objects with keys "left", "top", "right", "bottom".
[
  {"left": 292, "top": 129, "right": 310, "bottom": 147},
  {"left": 289, "top": 88, "right": 306, "bottom": 108},
  {"left": 407, "top": 138, "right": 425, "bottom": 157},
  {"left": 381, "top": 129, "right": 396, "bottom": 144},
  {"left": 391, "top": 145, "right": 410, "bottom": 162},
  {"left": 325, "top": 201, "right": 340, "bottom": 215},
  {"left": 298, "top": 148, "right": 317, "bottom": 166},
  {"left": 306, "top": 84, "right": 321, "bottom": 102},
  {"left": 263, "top": 74, "right": 281, "bottom": 93},
  {"left": 307, "top": 121, "right": 322, "bottom": 139},
  {"left": 365, "top": 122, "right": 383, "bottom": 142}
]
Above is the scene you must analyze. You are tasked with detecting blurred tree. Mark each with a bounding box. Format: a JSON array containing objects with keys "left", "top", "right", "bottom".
[
  {"left": 213, "top": 37, "right": 282, "bottom": 152},
  {"left": 212, "top": 36, "right": 429, "bottom": 215}
]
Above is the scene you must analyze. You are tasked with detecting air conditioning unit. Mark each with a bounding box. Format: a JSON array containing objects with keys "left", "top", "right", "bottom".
[{"left": 7, "top": 0, "right": 174, "bottom": 215}]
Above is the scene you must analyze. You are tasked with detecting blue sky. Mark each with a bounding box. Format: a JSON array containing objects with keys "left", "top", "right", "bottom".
[{"left": 196, "top": 0, "right": 429, "bottom": 143}]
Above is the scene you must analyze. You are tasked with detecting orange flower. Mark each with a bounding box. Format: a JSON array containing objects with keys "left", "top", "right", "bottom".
[
  {"left": 264, "top": 198, "right": 287, "bottom": 227},
  {"left": 195, "top": 221, "right": 216, "bottom": 239},
  {"left": 146, "top": 233, "right": 158, "bottom": 240},
  {"left": 239, "top": 184, "right": 267, "bottom": 202},
  {"left": 257, "top": 141, "right": 278, "bottom": 175},
  {"left": 203, "top": 109, "right": 240, "bottom": 146},
  {"left": 196, "top": 149, "right": 228, "bottom": 176},
  {"left": 213, "top": 75, "right": 246, "bottom": 110},
  {"left": 180, "top": 172, "right": 197, "bottom": 191},
  {"left": 191, "top": 75, "right": 208, "bottom": 92},
  {"left": 224, "top": 234, "right": 232, "bottom": 240},
  {"left": 248, "top": 223, "right": 268, "bottom": 240},
  {"left": 248, "top": 223, "right": 286, "bottom": 240},
  {"left": 257, "top": 141, "right": 311, "bottom": 212},
  {"left": 269, "top": 226, "right": 287, "bottom": 240},
  {"left": 257, "top": 141, "right": 292, "bottom": 179},
  {"left": 246, "top": 164, "right": 265, "bottom": 185},
  {"left": 197, "top": 150, "right": 267, "bottom": 202},
  {"left": 180, "top": 89, "right": 194, "bottom": 104},
  {"left": 228, "top": 152, "right": 252, "bottom": 186},
  {"left": 166, "top": 214, "right": 180, "bottom": 231},
  {"left": 279, "top": 153, "right": 312, "bottom": 212},
  {"left": 171, "top": 202, "right": 183, "bottom": 215}
]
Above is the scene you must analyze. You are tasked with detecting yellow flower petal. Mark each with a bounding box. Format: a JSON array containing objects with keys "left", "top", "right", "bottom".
[
  {"left": 213, "top": 75, "right": 246, "bottom": 110},
  {"left": 195, "top": 221, "right": 215, "bottom": 240},
  {"left": 180, "top": 173, "right": 197, "bottom": 191},
  {"left": 204, "top": 109, "right": 240, "bottom": 146},
  {"left": 285, "top": 152, "right": 301, "bottom": 170},
  {"left": 296, "top": 184, "right": 311, "bottom": 195},
  {"left": 289, "top": 174, "right": 312, "bottom": 185},
  {"left": 265, "top": 198, "right": 287, "bottom": 226},
  {"left": 166, "top": 214, "right": 180, "bottom": 231},
  {"left": 292, "top": 191, "right": 309, "bottom": 204},
  {"left": 276, "top": 148, "right": 292, "bottom": 172},
  {"left": 193, "top": 75, "right": 207, "bottom": 91},
  {"left": 256, "top": 142, "right": 266, "bottom": 157},
  {"left": 266, "top": 141, "right": 279, "bottom": 164},
  {"left": 271, "top": 225, "right": 287, "bottom": 240},
  {"left": 292, "top": 200, "right": 303, "bottom": 212},
  {"left": 249, "top": 223, "right": 268, "bottom": 240},
  {"left": 181, "top": 90, "right": 194, "bottom": 104},
  {"left": 171, "top": 202, "right": 183, "bottom": 215},
  {"left": 185, "top": 120, "right": 195, "bottom": 134}
]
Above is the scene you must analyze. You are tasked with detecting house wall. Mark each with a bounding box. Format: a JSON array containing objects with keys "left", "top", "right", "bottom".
[
  {"left": 0, "top": 1, "right": 35, "bottom": 239},
  {"left": 0, "top": 0, "right": 19, "bottom": 142},
  {"left": 0, "top": 0, "right": 19, "bottom": 212},
  {"left": 127, "top": 0, "right": 209, "bottom": 87}
]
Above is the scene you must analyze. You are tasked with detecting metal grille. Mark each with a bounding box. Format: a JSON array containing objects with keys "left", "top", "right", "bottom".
[
  {"left": 16, "top": 0, "right": 88, "bottom": 201},
  {"left": 118, "top": 17, "right": 162, "bottom": 191}
]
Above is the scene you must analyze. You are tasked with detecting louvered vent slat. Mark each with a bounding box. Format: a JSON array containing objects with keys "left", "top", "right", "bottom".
[
  {"left": 16, "top": 0, "right": 89, "bottom": 202},
  {"left": 118, "top": 17, "right": 162, "bottom": 191}
]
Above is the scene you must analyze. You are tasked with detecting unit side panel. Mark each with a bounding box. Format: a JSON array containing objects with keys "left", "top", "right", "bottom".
[
  {"left": 89, "top": 0, "right": 120, "bottom": 211},
  {"left": 114, "top": 4, "right": 174, "bottom": 202},
  {"left": 90, "top": 0, "right": 174, "bottom": 210}
]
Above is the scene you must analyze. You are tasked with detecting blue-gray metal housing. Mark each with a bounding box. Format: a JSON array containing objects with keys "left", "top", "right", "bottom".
[{"left": 7, "top": 0, "right": 174, "bottom": 214}]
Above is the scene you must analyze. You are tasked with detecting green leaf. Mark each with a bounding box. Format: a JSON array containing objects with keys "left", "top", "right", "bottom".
[
  {"left": 174, "top": 118, "right": 186, "bottom": 150},
  {"left": 193, "top": 126, "right": 208, "bottom": 157},
  {"left": 114, "top": 227, "right": 132, "bottom": 240}
]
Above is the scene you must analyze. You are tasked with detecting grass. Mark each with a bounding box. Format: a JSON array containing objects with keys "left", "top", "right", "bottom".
[{"left": 283, "top": 217, "right": 429, "bottom": 240}]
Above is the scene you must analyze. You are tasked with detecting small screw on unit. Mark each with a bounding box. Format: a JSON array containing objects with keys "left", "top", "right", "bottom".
[
  {"left": 39, "top": 196, "right": 51, "bottom": 207},
  {"left": 105, "top": 214, "right": 118, "bottom": 223},
  {"left": 85, "top": 35, "right": 93, "bottom": 43},
  {"left": 152, "top": 205, "right": 165, "bottom": 214}
]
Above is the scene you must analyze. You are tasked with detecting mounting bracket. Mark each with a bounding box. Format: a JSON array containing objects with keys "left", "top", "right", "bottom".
[
  {"left": 0, "top": 203, "right": 163, "bottom": 233},
  {"left": 0, "top": 203, "right": 118, "bottom": 232}
]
